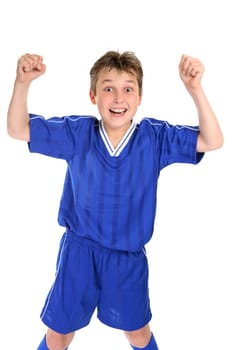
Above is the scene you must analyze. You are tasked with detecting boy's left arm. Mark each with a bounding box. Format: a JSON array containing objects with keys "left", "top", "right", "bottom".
[{"left": 179, "top": 55, "right": 224, "bottom": 152}]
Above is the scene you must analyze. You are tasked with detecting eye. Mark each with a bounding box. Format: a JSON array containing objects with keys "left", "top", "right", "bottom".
[
  {"left": 104, "top": 87, "right": 113, "bottom": 92},
  {"left": 125, "top": 87, "right": 133, "bottom": 92}
]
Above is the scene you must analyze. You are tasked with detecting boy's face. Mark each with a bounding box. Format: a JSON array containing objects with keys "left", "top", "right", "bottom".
[{"left": 90, "top": 68, "right": 142, "bottom": 132}]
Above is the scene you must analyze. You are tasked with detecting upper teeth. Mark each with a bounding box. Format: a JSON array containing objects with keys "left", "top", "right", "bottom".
[{"left": 110, "top": 108, "right": 126, "bottom": 113}]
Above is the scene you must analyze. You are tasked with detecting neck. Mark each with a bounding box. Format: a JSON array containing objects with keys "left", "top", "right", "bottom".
[{"left": 103, "top": 121, "right": 132, "bottom": 149}]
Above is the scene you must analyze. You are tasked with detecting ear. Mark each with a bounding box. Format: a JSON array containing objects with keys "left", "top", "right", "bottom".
[
  {"left": 138, "top": 93, "right": 142, "bottom": 106},
  {"left": 89, "top": 89, "right": 96, "bottom": 105}
]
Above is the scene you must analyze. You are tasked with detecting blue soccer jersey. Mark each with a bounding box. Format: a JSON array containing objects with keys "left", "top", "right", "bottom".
[{"left": 29, "top": 115, "right": 204, "bottom": 252}]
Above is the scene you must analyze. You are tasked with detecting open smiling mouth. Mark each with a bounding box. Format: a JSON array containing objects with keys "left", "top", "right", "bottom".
[{"left": 109, "top": 108, "right": 127, "bottom": 115}]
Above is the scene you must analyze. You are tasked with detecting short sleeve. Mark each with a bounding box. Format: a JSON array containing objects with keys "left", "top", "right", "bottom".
[
  {"left": 28, "top": 114, "right": 95, "bottom": 160},
  {"left": 142, "top": 119, "right": 204, "bottom": 169},
  {"left": 157, "top": 122, "right": 204, "bottom": 169}
]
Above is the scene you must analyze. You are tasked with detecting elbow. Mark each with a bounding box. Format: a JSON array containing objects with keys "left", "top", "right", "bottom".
[
  {"left": 209, "top": 136, "right": 224, "bottom": 151},
  {"left": 7, "top": 124, "right": 16, "bottom": 138},
  {"left": 212, "top": 132, "right": 224, "bottom": 150},
  {"left": 197, "top": 133, "right": 224, "bottom": 152},
  {"left": 7, "top": 123, "right": 19, "bottom": 139},
  {"left": 217, "top": 134, "right": 224, "bottom": 149},
  {"left": 7, "top": 124, "right": 30, "bottom": 142}
]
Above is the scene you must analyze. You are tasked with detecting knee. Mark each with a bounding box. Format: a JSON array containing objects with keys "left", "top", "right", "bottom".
[
  {"left": 46, "top": 329, "right": 75, "bottom": 350},
  {"left": 124, "top": 324, "right": 151, "bottom": 348}
]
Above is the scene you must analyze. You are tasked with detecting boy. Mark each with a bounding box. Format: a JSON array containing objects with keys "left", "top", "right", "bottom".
[{"left": 7, "top": 51, "right": 223, "bottom": 350}]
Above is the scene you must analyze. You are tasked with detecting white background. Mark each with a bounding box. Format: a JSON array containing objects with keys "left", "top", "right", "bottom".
[{"left": 0, "top": 0, "right": 232, "bottom": 349}]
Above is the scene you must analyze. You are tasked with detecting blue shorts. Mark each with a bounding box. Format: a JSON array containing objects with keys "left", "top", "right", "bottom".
[{"left": 40, "top": 231, "right": 152, "bottom": 334}]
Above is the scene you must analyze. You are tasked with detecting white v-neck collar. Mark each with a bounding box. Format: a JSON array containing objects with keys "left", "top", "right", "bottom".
[{"left": 99, "top": 120, "right": 136, "bottom": 157}]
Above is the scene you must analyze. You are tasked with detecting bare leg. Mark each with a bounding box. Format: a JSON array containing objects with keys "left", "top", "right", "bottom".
[
  {"left": 124, "top": 324, "right": 152, "bottom": 348},
  {"left": 45, "top": 328, "right": 75, "bottom": 350}
]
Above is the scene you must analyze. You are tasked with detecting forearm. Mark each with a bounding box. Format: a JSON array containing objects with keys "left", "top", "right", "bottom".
[
  {"left": 7, "top": 54, "right": 46, "bottom": 141},
  {"left": 7, "top": 81, "right": 30, "bottom": 141},
  {"left": 179, "top": 55, "right": 223, "bottom": 152},
  {"left": 189, "top": 86, "right": 224, "bottom": 152}
]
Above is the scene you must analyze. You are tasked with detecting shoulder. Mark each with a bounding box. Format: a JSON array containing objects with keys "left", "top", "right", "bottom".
[
  {"left": 140, "top": 117, "right": 170, "bottom": 127},
  {"left": 30, "top": 114, "right": 97, "bottom": 124},
  {"left": 29, "top": 114, "right": 98, "bottom": 133},
  {"left": 138, "top": 118, "right": 171, "bottom": 133},
  {"left": 139, "top": 117, "right": 199, "bottom": 132}
]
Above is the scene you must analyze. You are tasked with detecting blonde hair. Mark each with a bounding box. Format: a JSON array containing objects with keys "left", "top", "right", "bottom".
[{"left": 90, "top": 51, "right": 143, "bottom": 96}]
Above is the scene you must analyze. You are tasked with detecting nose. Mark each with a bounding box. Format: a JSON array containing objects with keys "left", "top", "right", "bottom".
[{"left": 113, "top": 91, "right": 124, "bottom": 103}]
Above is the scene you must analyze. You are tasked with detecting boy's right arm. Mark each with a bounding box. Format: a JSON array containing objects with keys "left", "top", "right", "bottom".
[{"left": 7, "top": 54, "right": 46, "bottom": 141}]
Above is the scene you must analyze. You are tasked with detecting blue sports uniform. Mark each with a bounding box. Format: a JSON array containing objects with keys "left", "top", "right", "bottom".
[{"left": 29, "top": 114, "right": 204, "bottom": 333}]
